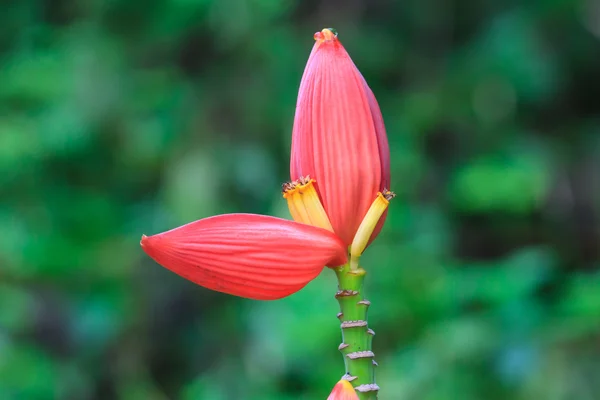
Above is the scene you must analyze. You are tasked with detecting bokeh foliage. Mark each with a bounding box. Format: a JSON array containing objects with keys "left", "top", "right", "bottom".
[{"left": 1, "top": 0, "right": 600, "bottom": 399}]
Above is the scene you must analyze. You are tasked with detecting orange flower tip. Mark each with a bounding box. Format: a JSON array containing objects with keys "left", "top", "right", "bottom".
[
  {"left": 327, "top": 379, "right": 359, "bottom": 400},
  {"left": 281, "top": 175, "right": 315, "bottom": 197},
  {"left": 298, "top": 174, "right": 312, "bottom": 185},
  {"left": 140, "top": 234, "right": 148, "bottom": 247},
  {"left": 281, "top": 181, "right": 296, "bottom": 195},
  {"left": 314, "top": 28, "right": 338, "bottom": 42},
  {"left": 381, "top": 189, "right": 396, "bottom": 202}
]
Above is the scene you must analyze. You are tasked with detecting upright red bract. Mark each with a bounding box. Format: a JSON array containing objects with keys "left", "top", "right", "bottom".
[{"left": 290, "top": 28, "right": 391, "bottom": 247}]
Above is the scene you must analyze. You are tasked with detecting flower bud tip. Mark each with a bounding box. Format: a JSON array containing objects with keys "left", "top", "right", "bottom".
[
  {"left": 314, "top": 28, "right": 338, "bottom": 42},
  {"left": 327, "top": 379, "right": 359, "bottom": 400}
]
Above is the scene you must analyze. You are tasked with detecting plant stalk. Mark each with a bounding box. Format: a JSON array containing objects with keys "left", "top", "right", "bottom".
[{"left": 334, "top": 262, "right": 379, "bottom": 399}]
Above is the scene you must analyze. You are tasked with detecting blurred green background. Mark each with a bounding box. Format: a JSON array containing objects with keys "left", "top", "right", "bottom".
[{"left": 1, "top": 0, "right": 600, "bottom": 399}]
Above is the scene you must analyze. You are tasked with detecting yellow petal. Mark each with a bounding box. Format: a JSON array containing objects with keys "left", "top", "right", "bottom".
[
  {"left": 350, "top": 190, "right": 395, "bottom": 269},
  {"left": 283, "top": 177, "right": 333, "bottom": 232}
]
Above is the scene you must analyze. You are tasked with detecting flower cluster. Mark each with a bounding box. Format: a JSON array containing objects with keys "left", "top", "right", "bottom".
[{"left": 141, "top": 28, "right": 392, "bottom": 300}]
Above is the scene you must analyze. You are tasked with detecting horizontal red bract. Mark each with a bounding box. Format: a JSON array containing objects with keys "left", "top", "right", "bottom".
[
  {"left": 140, "top": 214, "right": 348, "bottom": 300},
  {"left": 290, "top": 32, "right": 390, "bottom": 247}
]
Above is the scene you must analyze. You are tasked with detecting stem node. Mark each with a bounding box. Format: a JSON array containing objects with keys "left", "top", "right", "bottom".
[
  {"left": 340, "top": 320, "right": 368, "bottom": 328},
  {"left": 334, "top": 263, "right": 378, "bottom": 399},
  {"left": 356, "top": 384, "right": 381, "bottom": 393},
  {"left": 347, "top": 351, "right": 375, "bottom": 360}
]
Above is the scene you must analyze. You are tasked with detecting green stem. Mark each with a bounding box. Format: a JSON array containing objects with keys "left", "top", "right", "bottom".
[{"left": 334, "top": 262, "right": 379, "bottom": 399}]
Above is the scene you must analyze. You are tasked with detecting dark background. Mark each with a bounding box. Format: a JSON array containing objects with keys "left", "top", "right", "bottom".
[{"left": 1, "top": 0, "right": 600, "bottom": 399}]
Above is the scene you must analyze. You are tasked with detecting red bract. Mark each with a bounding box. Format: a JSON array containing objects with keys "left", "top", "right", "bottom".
[
  {"left": 140, "top": 214, "right": 347, "bottom": 300},
  {"left": 290, "top": 29, "right": 391, "bottom": 246}
]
